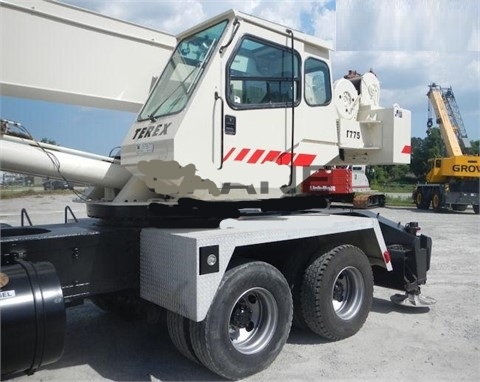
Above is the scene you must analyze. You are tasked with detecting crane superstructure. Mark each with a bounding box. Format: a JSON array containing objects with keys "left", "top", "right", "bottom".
[{"left": 413, "top": 83, "right": 479, "bottom": 213}]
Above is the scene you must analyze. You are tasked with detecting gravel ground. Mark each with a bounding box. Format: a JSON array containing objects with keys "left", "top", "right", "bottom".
[{"left": 1, "top": 194, "right": 479, "bottom": 381}]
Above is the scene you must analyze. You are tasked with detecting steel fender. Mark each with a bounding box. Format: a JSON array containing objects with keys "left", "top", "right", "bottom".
[{"left": 139, "top": 213, "right": 391, "bottom": 322}]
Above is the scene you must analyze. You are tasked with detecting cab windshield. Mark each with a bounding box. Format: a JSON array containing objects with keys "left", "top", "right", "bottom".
[{"left": 139, "top": 20, "right": 228, "bottom": 121}]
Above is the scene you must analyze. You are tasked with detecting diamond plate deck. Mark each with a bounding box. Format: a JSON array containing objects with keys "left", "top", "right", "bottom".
[{"left": 140, "top": 212, "right": 387, "bottom": 321}]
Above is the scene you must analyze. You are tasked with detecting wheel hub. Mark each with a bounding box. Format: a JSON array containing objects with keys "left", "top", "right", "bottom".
[
  {"left": 231, "top": 301, "right": 254, "bottom": 330},
  {"left": 331, "top": 267, "right": 364, "bottom": 320},
  {"left": 333, "top": 279, "right": 345, "bottom": 302},
  {"left": 228, "top": 288, "right": 278, "bottom": 355}
]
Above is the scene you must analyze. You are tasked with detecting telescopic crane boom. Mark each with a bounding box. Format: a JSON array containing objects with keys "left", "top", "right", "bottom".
[
  {"left": 428, "top": 83, "right": 472, "bottom": 153},
  {"left": 427, "top": 83, "right": 464, "bottom": 157}
]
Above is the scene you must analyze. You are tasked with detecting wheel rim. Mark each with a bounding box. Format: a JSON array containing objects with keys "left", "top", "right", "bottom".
[
  {"left": 228, "top": 287, "right": 278, "bottom": 355},
  {"left": 331, "top": 266, "right": 365, "bottom": 320},
  {"left": 432, "top": 194, "right": 440, "bottom": 209}
]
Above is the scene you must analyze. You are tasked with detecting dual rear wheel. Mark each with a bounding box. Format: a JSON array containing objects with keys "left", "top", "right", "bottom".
[
  {"left": 300, "top": 245, "right": 373, "bottom": 340},
  {"left": 167, "top": 245, "right": 373, "bottom": 379},
  {"left": 167, "top": 261, "right": 292, "bottom": 379}
]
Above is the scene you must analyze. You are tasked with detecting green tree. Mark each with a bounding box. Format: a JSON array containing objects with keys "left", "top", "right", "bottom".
[
  {"left": 389, "top": 164, "right": 410, "bottom": 180},
  {"left": 410, "top": 128, "right": 444, "bottom": 181},
  {"left": 470, "top": 140, "right": 480, "bottom": 155},
  {"left": 410, "top": 137, "right": 426, "bottom": 180},
  {"left": 425, "top": 128, "right": 445, "bottom": 158},
  {"left": 368, "top": 164, "right": 410, "bottom": 187}
]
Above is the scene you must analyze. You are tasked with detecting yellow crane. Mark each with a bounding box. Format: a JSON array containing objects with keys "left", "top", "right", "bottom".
[{"left": 413, "top": 83, "right": 479, "bottom": 213}]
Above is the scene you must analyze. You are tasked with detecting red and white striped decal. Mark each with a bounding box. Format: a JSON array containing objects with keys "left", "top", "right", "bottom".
[
  {"left": 224, "top": 145, "right": 410, "bottom": 166},
  {"left": 223, "top": 147, "right": 316, "bottom": 167}
]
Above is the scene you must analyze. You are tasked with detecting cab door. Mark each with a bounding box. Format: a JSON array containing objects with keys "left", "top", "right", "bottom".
[{"left": 216, "top": 35, "right": 301, "bottom": 193}]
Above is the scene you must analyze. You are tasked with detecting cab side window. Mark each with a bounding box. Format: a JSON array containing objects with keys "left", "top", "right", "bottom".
[
  {"left": 228, "top": 37, "right": 300, "bottom": 108},
  {"left": 304, "top": 58, "right": 331, "bottom": 106}
]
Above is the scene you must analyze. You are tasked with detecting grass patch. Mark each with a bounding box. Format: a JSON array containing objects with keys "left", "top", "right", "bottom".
[
  {"left": 385, "top": 195, "right": 414, "bottom": 207},
  {"left": 371, "top": 183, "right": 416, "bottom": 193},
  {"left": 0, "top": 189, "right": 74, "bottom": 200},
  {"left": 0, "top": 189, "right": 39, "bottom": 199}
]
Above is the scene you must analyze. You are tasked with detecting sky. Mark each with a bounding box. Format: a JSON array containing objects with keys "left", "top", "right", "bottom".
[{"left": 1, "top": 0, "right": 479, "bottom": 156}]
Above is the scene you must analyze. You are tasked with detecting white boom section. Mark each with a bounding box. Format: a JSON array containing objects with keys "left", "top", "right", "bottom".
[
  {"left": 0, "top": 0, "right": 176, "bottom": 112},
  {"left": 0, "top": 134, "right": 131, "bottom": 189}
]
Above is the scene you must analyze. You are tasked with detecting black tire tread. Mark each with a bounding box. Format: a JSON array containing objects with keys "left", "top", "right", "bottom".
[
  {"left": 189, "top": 261, "right": 292, "bottom": 380},
  {"left": 415, "top": 190, "right": 430, "bottom": 210},
  {"left": 300, "top": 245, "right": 373, "bottom": 341},
  {"left": 166, "top": 310, "right": 199, "bottom": 364}
]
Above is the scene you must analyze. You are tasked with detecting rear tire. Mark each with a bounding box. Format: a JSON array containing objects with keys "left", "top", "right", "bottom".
[
  {"left": 166, "top": 311, "right": 199, "bottom": 363},
  {"left": 473, "top": 204, "right": 479, "bottom": 214},
  {"left": 189, "top": 261, "right": 292, "bottom": 380},
  {"left": 283, "top": 251, "right": 312, "bottom": 331},
  {"left": 300, "top": 245, "right": 373, "bottom": 341},
  {"left": 431, "top": 189, "right": 443, "bottom": 211}
]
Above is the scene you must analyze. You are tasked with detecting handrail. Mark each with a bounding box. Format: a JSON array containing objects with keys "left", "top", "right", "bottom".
[
  {"left": 20, "top": 208, "right": 32, "bottom": 227},
  {"left": 215, "top": 92, "right": 225, "bottom": 170},
  {"left": 64, "top": 206, "right": 78, "bottom": 223}
]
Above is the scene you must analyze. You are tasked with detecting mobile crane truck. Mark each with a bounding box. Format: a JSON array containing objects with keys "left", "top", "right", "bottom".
[
  {"left": 1, "top": 6, "right": 435, "bottom": 380},
  {"left": 413, "top": 83, "right": 479, "bottom": 213}
]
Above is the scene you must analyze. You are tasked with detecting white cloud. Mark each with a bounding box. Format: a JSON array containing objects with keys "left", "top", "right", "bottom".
[
  {"left": 312, "top": 7, "right": 336, "bottom": 46},
  {"left": 61, "top": 0, "right": 335, "bottom": 38},
  {"left": 336, "top": 0, "right": 479, "bottom": 52},
  {"left": 63, "top": 0, "right": 207, "bottom": 33}
]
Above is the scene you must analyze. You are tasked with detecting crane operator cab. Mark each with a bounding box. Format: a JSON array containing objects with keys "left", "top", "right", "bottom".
[{"left": 118, "top": 10, "right": 411, "bottom": 203}]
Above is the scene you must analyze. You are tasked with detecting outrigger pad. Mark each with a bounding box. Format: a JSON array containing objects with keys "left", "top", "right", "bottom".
[{"left": 390, "top": 293, "right": 437, "bottom": 308}]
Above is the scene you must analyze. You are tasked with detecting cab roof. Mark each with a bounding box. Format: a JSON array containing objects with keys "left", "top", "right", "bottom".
[{"left": 177, "top": 9, "right": 333, "bottom": 53}]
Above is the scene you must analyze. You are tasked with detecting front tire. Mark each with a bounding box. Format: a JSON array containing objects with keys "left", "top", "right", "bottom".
[
  {"left": 414, "top": 189, "right": 430, "bottom": 210},
  {"left": 189, "top": 261, "right": 292, "bottom": 380},
  {"left": 300, "top": 245, "right": 373, "bottom": 341}
]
